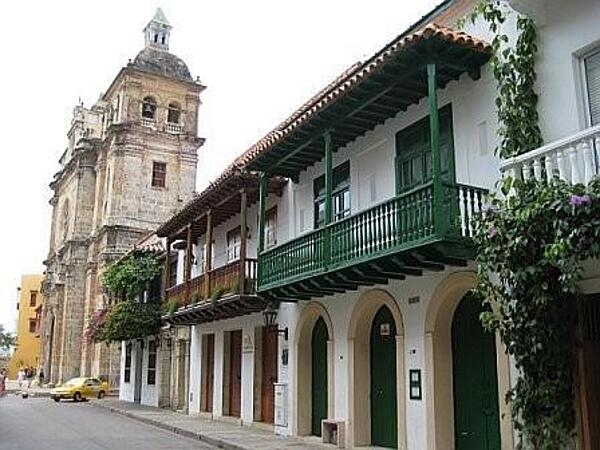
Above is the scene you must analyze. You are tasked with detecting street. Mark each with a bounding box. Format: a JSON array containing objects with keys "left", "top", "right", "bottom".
[{"left": 0, "top": 395, "right": 217, "bottom": 450}]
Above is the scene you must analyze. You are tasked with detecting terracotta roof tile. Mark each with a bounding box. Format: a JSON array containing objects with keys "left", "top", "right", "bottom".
[{"left": 235, "top": 23, "right": 491, "bottom": 167}]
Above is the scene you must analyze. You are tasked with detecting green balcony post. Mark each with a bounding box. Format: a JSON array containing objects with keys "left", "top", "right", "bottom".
[
  {"left": 428, "top": 63, "right": 445, "bottom": 236},
  {"left": 324, "top": 132, "right": 333, "bottom": 267},
  {"left": 324, "top": 132, "right": 333, "bottom": 225},
  {"left": 257, "top": 173, "right": 267, "bottom": 286},
  {"left": 258, "top": 173, "right": 268, "bottom": 254}
]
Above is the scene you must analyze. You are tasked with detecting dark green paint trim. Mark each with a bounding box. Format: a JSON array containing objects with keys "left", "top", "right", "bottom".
[
  {"left": 370, "top": 306, "right": 398, "bottom": 448},
  {"left": 428, "top": 63, "right": 445, "bottom": 236},
  {"left": 311, "top": 317, "right": 329, "bottom": 436}
]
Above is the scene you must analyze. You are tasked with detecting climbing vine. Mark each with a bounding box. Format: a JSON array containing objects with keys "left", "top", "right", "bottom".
[
  {"left": 102, "top": 251, "right": 162, "bottom": 302},
  {"left": 475, "top": 179, "right": 600, "bottom": 448},
  {"left": 94, "top": 301, "right": 162, "bottom": 344},
  {"left": 469, "top": 0, "right": 542, "bottom": 158},
  {"left": 468, "top": 2, "right": 592, "bottom": 448}
]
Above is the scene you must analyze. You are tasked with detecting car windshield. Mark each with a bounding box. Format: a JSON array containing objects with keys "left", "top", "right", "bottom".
[{"left": 64, "top": 378, "right": 85, "bottom": 386}]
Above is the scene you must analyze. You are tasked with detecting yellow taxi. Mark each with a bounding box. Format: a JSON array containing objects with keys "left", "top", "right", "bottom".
[{"left": 51, "top": 377, "right": 109, "bottom": 402}]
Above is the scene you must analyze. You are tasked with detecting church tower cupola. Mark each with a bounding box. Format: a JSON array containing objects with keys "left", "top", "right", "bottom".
[{"left": 144, "top": 8, "right": 171, "bottom": 51}]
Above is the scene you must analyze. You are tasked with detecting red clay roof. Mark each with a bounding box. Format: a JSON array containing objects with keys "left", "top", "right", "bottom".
[{"left": 236, "top": 23, "right": 491, "bottom": 168}]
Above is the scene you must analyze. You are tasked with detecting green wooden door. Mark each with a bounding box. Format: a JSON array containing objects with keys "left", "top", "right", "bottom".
[
  {"left": 395, "top": 105, "right": 455, "bottom": 193},
  {"left": 311, "top": 317, "right": 328, "bottom": 436},
  {"left": 370, "top": 306, "right": 397, "bottom": 448},
  {"left": 452, "top": 294, "right": 501, "bottom": 450}
]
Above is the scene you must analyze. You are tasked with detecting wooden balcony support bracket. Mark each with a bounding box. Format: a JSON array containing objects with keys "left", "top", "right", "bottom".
[
  {"left": 184, "top": 224, "right": 193, "bottom": 305},
  {"left": 405, "top": 253, "right": 445, "bottom": 272},
  {"left": 350, "top": 267, "right": 389, "bottom": 285},
  {"left": 415, "top": 248, "right": 469, "bottom": 267},
  {"left": 427, "top": 62, "right": 445, "bottom": 237},
  {"left": 204, "top": 210, "right": 213, "bottom": 299},
  {"left": 238, "top": 188, "right": 248, "bottom": 294},
  {"left": 335, "top": 272, "right": 376, "bottom": 286},
  {"left": 322, "top": 274, "right": 359, "bottom": 291}
]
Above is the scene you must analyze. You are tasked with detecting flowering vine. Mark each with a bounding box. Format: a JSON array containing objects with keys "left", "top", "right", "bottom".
[
  {"left": 468, "top": 0, "right": 543, "bottom": 158},
  {"left": 475, "top": 178, "right": 600, "bottom": 449}
]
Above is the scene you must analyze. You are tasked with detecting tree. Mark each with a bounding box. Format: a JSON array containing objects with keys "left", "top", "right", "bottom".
[{"left": 0, "top": 324, "right": 16, "bottom": 351}]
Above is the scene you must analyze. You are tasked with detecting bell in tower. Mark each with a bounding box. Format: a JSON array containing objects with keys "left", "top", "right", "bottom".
[{"left": 144, "top": 8, "right": 171, "bottom": 51}]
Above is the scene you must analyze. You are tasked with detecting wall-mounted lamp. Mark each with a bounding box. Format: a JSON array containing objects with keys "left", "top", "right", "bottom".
[{"left": 262, "top": 302, "right": 288, "bottom": 341}]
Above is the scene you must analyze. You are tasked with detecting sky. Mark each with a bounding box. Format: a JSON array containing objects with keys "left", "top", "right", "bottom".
[{"left": 0, "top": 0, "right": 440, "bottom": 332}]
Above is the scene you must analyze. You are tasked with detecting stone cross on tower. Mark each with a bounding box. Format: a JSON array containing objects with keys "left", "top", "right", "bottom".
[{"left": 144, "top": 8, "right": 171, "bottom": 51}]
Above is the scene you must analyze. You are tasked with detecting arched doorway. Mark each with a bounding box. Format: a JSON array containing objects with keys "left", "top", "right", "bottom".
[
  {"left": 311, "top": 317, "right": 328, "bottom": 436},
  {"left": 451, "top": 293, "right": 501, "bottom": 450},
  {"left": 294, "top": 302, "right": 334, "bottom": 437},
  {"left": 425, "top": 272, "right": 513, "bottom": 450},
  {"left": 348, "top": 289, "right": 406, "bottom": 449},
  {"left": 370, "top": 306, "right": 397, "bottom": 448}
]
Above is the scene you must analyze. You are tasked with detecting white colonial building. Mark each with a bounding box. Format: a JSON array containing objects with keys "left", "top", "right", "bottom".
[{"left": 119, "top": 0, "right": 600, "bottom": 449}]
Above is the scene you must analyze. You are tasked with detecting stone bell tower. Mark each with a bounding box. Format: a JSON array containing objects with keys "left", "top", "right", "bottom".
[
  {"left": 40, "top": 8, "right": 205, "bottom": 385},
  {"left": 144, "top": 7, "right": 172, "bottom": 51}
]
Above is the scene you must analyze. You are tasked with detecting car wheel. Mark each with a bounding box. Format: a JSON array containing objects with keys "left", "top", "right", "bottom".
[
  {"left": 98, "top": 391, "right": 105, "bottom": 399},
  {"left": 53, "top": 397, "right": 60, "bottom": 403},
  {"left": 73, "top": 392, "right": 82, "bottom": 402}
]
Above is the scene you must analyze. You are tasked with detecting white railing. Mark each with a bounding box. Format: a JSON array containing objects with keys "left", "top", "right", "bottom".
[
  {"left": 500, "top": 124, "right": 600, "bottom": 184},
  {"left": 140, "top": 118, "right": 156, "bottom": 129},
  {"left": 165, "top": 123, "right": 184, "bottom": 134}
]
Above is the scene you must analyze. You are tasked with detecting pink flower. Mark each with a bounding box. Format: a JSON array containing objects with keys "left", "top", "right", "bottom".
[{"left": 569, "top": 194, "right": 592, "bottom": 206}]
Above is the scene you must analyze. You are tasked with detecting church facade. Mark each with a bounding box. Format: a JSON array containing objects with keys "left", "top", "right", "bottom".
[{"left": 39, "top": 9, "right": 204, "bottom": 385}]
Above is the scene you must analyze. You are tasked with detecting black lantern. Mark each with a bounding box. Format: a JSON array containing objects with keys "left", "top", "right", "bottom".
[{"left": 262, "top": 302, "right": 288, "bottom": 341}]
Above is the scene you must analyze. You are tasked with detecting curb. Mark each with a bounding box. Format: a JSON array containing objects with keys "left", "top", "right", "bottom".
[
  {"left": 6, "top": 389, "right": 52, "bottom": 398},
  {"left": 89, "top": 401, "right": 247, "bottom": 450}
]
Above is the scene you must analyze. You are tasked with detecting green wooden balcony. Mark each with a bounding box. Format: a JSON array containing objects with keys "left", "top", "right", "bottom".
[{"left": 258, "top": 182, "right": 486, "bottom": 298}]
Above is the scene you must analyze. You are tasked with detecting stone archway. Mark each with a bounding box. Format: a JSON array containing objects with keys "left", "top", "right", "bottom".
[
  {"left": 424, "top": 271, "right": 513, "bottom": 450},
  {"left": 293, "top": 302, "right": 335, "bottom": 436},
  {"left": 347, "top": 289, "right": 406, "bottom": 449}
]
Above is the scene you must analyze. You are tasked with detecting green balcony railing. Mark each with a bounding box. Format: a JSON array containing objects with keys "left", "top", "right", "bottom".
[{"left": 258, "top": 181, "right": 486, "bottom": 291}]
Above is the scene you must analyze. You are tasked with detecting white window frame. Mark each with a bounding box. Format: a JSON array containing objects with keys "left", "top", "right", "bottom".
[
  {"left": 580, "top": 46, "right": 600, "bottom": 127},
  {"left": 226, "top": 227, "right": 241, "bottom": 263}
]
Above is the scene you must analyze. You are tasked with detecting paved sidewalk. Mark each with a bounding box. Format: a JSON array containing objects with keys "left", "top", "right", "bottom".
[
  {"left": 90, "top": 399, "right": 334, "bottom": 450},
  {"left": 5, "top": 380, "right": 52, "bottom": 397}
]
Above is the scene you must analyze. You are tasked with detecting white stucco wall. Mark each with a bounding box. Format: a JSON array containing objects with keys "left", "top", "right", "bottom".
[
  {"left": 272, "top": 66, "right": 500, "bottom": 243},
  {"left": 534, "top": 0, "right": 600, "bottom": 141},
  {"left": 276, "top": 265, "right": 482, "bottom": 448},
  {"left": 193, "top": 194, "right": 288, "bottom": 271},
  {"left": 188, "top": 312, "right": 271, "bottom": 425},
  {"left": 118, "top": 338, "right": 161, "bottom": 407}
]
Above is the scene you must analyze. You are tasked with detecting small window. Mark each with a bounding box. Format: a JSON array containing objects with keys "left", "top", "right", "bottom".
[
  {"left": 167, "top": 103, "right": 181, "bottom": 124},
  {"left": 169, "top": 257, "right": 178, "bottom": 288},
  {"left": 161, "top": 35, "right": 166, "bottom": 45},
  {"left": 141, "top": 96, "right": 157, "bottom": 120},
  {"left": 584, "top": 50, "right": 600, "bottom": 125},
  {"left": 154, "top": 34, "right": 158, "bottom": 43},
  {"left": 124, "top": 344, "right": 132, "bottom": 383},
  {"left": 152, "top": 162, "right": 167, "bottom": 188},
  {"left": 314, "top": 161, "right": 351, "bottom": 229},
  {"left": 29, "top": 291, "right": 37, "bottom": 307},
  {"left": 265, "top": 207, "right": 278, "bottom": 249},
  {"left": 147, "top": 341, "right": 157, "bottom": 385},
  {"left": 28, "top": 319, "right": 37, "bottom": 334},
  {"left": 226, "top": 227, "right": 241, "bottom": 262}
]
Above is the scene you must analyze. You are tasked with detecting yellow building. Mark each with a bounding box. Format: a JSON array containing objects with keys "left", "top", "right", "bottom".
[{"left": 8, "top": 274, "right": 44, "bottom": 379}]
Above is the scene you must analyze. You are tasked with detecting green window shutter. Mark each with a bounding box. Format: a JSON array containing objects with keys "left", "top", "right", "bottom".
[
  {"left": 313, "top": 161, "right": 351, "bottom": 228},
  {"left": 585, "top": 50, "right": 600, "bottom": 126},
  {"left": 395, "top": 105, "right": 455, "bottom": 193}
]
